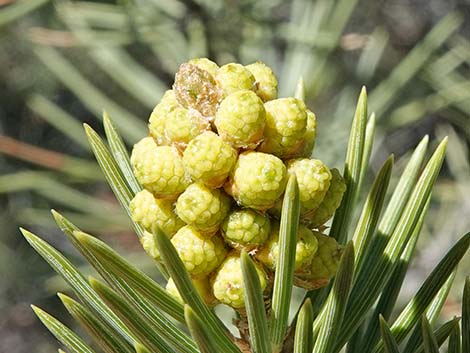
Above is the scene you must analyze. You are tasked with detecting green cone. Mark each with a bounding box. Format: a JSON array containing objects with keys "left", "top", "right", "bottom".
[
  {"left": 257, "top": 97, "right": 308, "bottom": 159},
  {"left": 215, "top": 90, "right": 266, "bottom": 149},
  {"left": 302, "top": 168, "right": 346, "bottom": 227},
  {"left": 130, "top": 189, "right": 184, "bottom": 236},
  {"left": 246, "top": 61, "right": 278, "bottom": 102},
  {"left": 221, "top": 208, "right": 271, "bottom": 250},
  {"left": 294, "top": 231, "right": 343, "bottom": 290},
  {"left": 131, "top": 137, "right": 190, "bottom": 199},
  {"left": 148, "top": 90, "right": 180, "bottom": 145},
  {"left": 256, "top": 223, "right": 318, "bottom": 271},
  {"left": 176, "top": 183, "right": 231, "bottom": 234},
  {"left": 171, "top": 226, "right": 227, "bottom": 277},
  {"left": 166, "top": 277, "right": 217, "bottom": 306},
  {"left": 287, "top": 158, "right": 332, "bottom": 214},
  {"left": 216, "top": 63, "right": 256, "bottom": 97},
  {"left": 188, "top": 57, "right": 219, "bottom": 77},
  {"left": 226, "top": 151, "right": 287, "bottom": 210},
  {"left": 183, "top": 131, "right": 238, "bottom": 188},
  {"left": 211, "top": 253, "right": 267, "bottom": 309}
]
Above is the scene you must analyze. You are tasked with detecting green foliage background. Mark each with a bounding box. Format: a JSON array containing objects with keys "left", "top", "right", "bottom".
[{"left": 0, "top": 0, "right": 468, "bottom": 352}]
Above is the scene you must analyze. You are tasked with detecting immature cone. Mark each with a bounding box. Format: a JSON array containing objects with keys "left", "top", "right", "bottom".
[
  {"left": 131, "top": 138, "right": 190, "bottom": 199},
  {"left": 148, "top": 90, "right": 179, "bottom": 145},
  {"left": 171, "top": 226, "right": 227, "bottom": 277},
  {"left": 176, "top": 183, "right": 231, "bottom": 234},
  {"left": 188, "top": 58, "right": 219, "bottom": 77},
  {"left": 226, "top": 151, "right": 287, "bottom": 210},
  {"left": 140, "top": 230, "right": 162, "bottom": 260},
  {"left": 173, "top": 63, "right": 221, "bottom": 117},
  {"left": 216, "top": 63, "right": 256, "bottom": 97},
  {"left": 302, "top": 168, "right": 346, "bottom": 227},
  {"left": 221, "top": 209, "right": 271, "bottom": 250},
  {"left": 130, "top": 189, "right": 184, "bottom": 236},
  {"left": 131, "top": 57, "right": 344, "bottom": 305},
  {"left": 294, "top": 231, "right": 343, "bottom": 289},
  {"left": 215, "top": 90, "right": 266, "bottom": 149},
  {"left": 211, "top": 253, "right": 267, "bottom": 308},
  {"left": 246, "top": 61, "right": 278, "bottom": 102},
  {"left": 164, "top": 107, "right": 210, "bottom": 151},
  {"left": 298, "top": 109, "right": 317, "bottom": 157},
  {"left": 166, "top": 277, "right": 217, "bottom": 306},
  {"left": 258, "top": 98, "right": 308, "bottom": 159},
  {"left": 183, "top": 131, "right": 238, "bottom": 188},
  {"left": 256, "top": 224, "right": 318, "bottom": 271},
  {"left": 287, "top": 158, "right": 332, "bottom": 214}
]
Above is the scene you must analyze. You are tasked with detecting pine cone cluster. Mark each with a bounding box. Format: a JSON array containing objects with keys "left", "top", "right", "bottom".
[{"left": 130, "top": 58, "right": 347, "bottom": 308}]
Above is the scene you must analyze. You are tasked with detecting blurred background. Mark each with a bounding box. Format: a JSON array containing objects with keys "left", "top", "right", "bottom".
[{"left": 0, "top": 0, "right": 469, "bottom": 352}]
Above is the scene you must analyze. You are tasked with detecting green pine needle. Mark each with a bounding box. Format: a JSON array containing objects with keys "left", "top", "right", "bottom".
[
  {"left": 379, "top": 316, "right": 400, "bottom": 353},
  {"left": 463, "top": 277, "right": 470, "bottom": 353},
  {"left": 58, "top": 293, "right": 134, "bottom": 353},
  {"left": 21, "top": 228, "right": 136, "bottom": 345},
  {"left": 294, "top": 299, "right": 314, "bottom": 353},
  {"left": 448, "top": 318, "right": 461, "bottom": 353},
  {"left": 89, "top": 276, "right": 174, "bottom": 353},
  {"left": 241, "top": 251, "right": 271, "bottom": 353},
  {"left": 330, "top": 87, "right": 368, "bottom": 244},
  {"left": 32, "top": 305, "right": 96, "bottom": 353},
  {"left": 421, "top": 316, "right": 440, "bottom": 353},
  {"left": 312, "top": 242, "right": 355, "bottom": 353},
  {"left": 269, "top": 174, "right": 300, "bottom": 352},
  {"left": 184, "top": 306, "right": 224, "bottom": 353}
]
